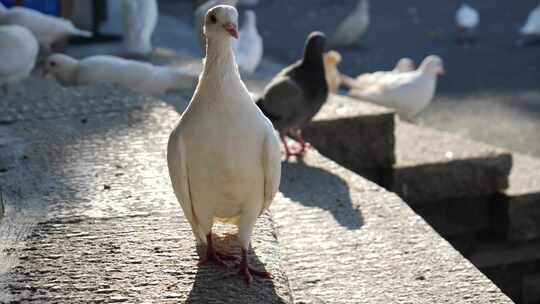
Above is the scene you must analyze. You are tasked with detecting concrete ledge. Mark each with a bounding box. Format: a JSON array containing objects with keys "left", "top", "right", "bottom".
[
  {"left": 390, "top": 121, "right": 512, "bottom": 204},
  {"left": 501, "top": 153, "right": 540, "bottom": 242},
  {"left": 271, "top": 150, "right": 512, "bottom": 304},
  {"left": 303, "top": 96, "right": 395, "bottom": 182},
  {"left": 0, "top": 86, "right": 292, "bottom": 303}
]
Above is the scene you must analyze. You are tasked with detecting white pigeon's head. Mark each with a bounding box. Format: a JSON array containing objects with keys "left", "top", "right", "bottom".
[
  {"left": 42, "top": 53, "right": 78, "bottom": 82},
  {"left": 394, "top": 57, "right": 415, "bottom": 73},
  {"left": 419, "top": 55, "right": 444, "bottom": 76},
  {"left": 204, "top": 5, "right": 239, "bottom": 40}
]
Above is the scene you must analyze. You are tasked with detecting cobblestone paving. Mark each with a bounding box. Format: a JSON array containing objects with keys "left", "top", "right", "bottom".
[{"left": 0, "top": 83, "right": 291, "bottom": 303}]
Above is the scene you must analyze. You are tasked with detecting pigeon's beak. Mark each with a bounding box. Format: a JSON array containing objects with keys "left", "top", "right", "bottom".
[
  {"left": 41, "top": 67, "right": 49, "bottom": 78},
  {"left": 223, "top": 22, "right": 239, "bottom": 39},
  {"left": 438, "top": 67, "right": 445, "bottom": 75}
]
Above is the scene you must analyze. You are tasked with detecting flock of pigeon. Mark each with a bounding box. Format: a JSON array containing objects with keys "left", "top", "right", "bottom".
[{"left": 1, "top": 0, "right": 540, "bottom": 286}]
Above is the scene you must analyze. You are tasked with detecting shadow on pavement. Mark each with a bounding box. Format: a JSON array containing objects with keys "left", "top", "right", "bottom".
[{"left": 279, "top": 158, "right": 364, "bottom": 230}]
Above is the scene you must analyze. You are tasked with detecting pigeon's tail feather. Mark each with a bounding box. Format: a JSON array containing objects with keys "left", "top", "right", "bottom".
[{"left": 71, "top": 28, "right": 92, "bottom": 38}]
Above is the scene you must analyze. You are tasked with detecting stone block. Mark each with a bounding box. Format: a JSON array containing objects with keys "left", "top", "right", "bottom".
[
  {"left": 523, "top": 273, "right": 540, "bottom": 304},
  {"left": 389, "top": 121, "right": 512, "bottom": 204},
  {"left": 303, "top": 95, "right": 395, "bottom": 182}
]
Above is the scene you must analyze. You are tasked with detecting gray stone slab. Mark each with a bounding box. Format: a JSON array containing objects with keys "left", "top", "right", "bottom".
[
  {"left": 390, "top": 121, "right": 512, "bottom": 204},
  {"left": 413, "top": 196, "right": 494, "bottom": 236},
  {"left": 523, "top": 273, "right": 540, "bottom": 304},
  {"left": 270, "top": 151, "right": 513, "bottom": 304},
  {"left": 0, "top": 97, "right": 292, "bottom": 303},
  {"left": 503, "top": 153, "right": 540, "bottom": 242},
  {"left": 303, "top": 95, "right": 395, "bottom": 182}
]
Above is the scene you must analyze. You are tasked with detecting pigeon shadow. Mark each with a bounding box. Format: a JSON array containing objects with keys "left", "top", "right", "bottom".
[
  {"left": 279, "top": 158, "right": 364, "bottom": 230},
  {"left": 185, "top": 234, "right": 288, "bottom": 304}
]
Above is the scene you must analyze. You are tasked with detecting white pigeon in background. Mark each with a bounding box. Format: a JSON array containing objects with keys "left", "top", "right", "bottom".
[
  {"left": 167, "top": 5, "right": 281, "bottom": 285},
  {"left": 122, "top": 0, "right": 158, "bottom": 57},
  {"left": 193, "top": 0, "right": 238, "bottom": 56},
  {"left": 519, "top": 3, "right": 540, "bottom": 39},
  {"left": 323, "top": 50, "right": 342, "bottom": 93},
  {"left": 329, "top": 0, "right": 369, "bottom": 47},
  {"left": 455, "top": 3, "right": 479, "bottom": 44},
  {"left": 0, "top": 25, "right": 38, "bottom": 91},
  {"left": 0, "top": 2, "right": 91, "bottom": 52},
  {"left": 43, "top": 54, "right": 198, "bottom": 95},
  {"left": 341, "top": 57, "right": 415, "bottom": 92},
  {"left": 348, "top": 55, "right": 444, "bottom": 118},
  {"left": 234, "top": 10, "right": 262, "bottom": 74}
]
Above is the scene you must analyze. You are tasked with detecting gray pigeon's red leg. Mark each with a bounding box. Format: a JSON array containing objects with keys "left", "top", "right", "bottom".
[
  {"left": 198, "top": 233, "right": 239, "bottom": 266},
  {"left": 290, "top": 129, "right": 310, "bottom": 154},
  {"left": 280, "top": 134, "right": 294, "bottom": 159},
  {"left": 236, "top": 247, "right": 272, "bottom": 286}
]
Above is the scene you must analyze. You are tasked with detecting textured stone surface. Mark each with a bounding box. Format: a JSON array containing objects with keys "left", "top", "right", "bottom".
[
  {"left": 390, "top": 121, "right": 512, "bottom": 204},
  {"left": 0, "top": 86, "right": 292, "bottom": 303},
  {"left": 270, "top": 151, "right": 513, "bottom": 304},
  {"left": 503, "top": 153, "right": 540, "bottom": 242},
  {"left": 303, "top": 95, "right": 395, "bottom": 182}
]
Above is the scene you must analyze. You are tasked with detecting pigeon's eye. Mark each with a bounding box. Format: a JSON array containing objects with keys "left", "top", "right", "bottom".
[
  {"left": 50, "top": 62, "right": 57, "bottom": 67},
  {"left": 210, "top": 13, "right": 217, "bottom": 24}
]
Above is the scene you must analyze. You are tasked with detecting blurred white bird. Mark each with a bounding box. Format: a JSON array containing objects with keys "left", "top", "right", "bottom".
[
  {"left": 455, "top": 3, "right": 479, "bottom": 44},
  {"left": 0, "top": 24, "right": 38, "bottom": 92},
  {"left": 329, "top": 0, "right": 369, "bottom": 47},
  {"left": 348, "top": 55, "right": 444, "bottom": 118},
  {"left": 168, "top": 5, "right": 280, "bottom": 285},
  {"left": 234, "top": 10, "right": 262, "bottom": 74},
  {"left": 518, "top": 3, "right": 540, "bottom": 45},
  {"left": 122, "top": 0, "right": 158, "bottom": 57},
  {"left": 323, "top": 50, "right": 342, "bottom": 93},
  {"left": 0, "top": 2, "right": 91, "bottom": 52},
  {"left": 43, "top": 54, "right": 198, "bottom": 95},
  {"left": 193, "top": 0, "right": 238, "bottom": 56},
  {"left": 341, "top": 57, "right": 415, "bottom": 92}
]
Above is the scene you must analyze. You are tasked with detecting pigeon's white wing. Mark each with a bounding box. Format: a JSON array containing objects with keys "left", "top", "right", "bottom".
[
  {"left": 76, "top": 56, "right": 152, "bottom": 88},
  {"left": 167, "top": 131, "right": 204, "bottom": 243},
  {"left": 260, "top": 128, "right": 281, "bottom": 215}
]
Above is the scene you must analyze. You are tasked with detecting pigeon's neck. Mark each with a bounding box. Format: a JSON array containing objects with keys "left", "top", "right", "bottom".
[{"left": 199, "top": 37, "right": 242, "bottom": 94}]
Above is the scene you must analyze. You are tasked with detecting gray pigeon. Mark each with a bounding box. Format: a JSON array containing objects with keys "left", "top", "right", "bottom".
[{"left": 256, "top": 31, "right": 328, "bottom": 158}]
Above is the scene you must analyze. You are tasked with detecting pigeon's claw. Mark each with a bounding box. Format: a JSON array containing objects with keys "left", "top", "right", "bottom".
[
  {"left": 290, "top": 129, "right": 310, "bottom": 154},
  {"left": 198, "top": 233, "right": 238, "bottom": 267},
  {"left": 235, "top": 248, "right": 272, "bottom": 286}
]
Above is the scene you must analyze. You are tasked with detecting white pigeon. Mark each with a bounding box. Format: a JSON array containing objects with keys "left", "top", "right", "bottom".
[
  {"left": 0, "top": 2, "right": 91, "bottom": 52},
  {"left": 329, "top": 0, "right": 369, "bottom": 47},
  {"left": 193, "top": 0, "right": 238, "bottom": 55},
  {"left": 0, "top": 24, "right": 38, "bottom": 91},
  {"left": 456, "top": 4, "right": 479, "bottom": 29},
  {"left": 520, "top": 3, "right": 540, "bottom": 35},
  {"left": 167, "top": 5, "right": 281, "bottom": 285},
  {"left": 122, "top": 0, "right": 158, "bottom": 57},
  {"left": 341, "top": 57, "right": 415, "bottom": 92},
  {"left": 234, "top": 10, "right": 262, "bottom": 74},
  {"left": 43, "top": 54, "right": 198, "bottom": 95},
  {"left": 348, "top": 55, "right": 444, "bottom": 118}
]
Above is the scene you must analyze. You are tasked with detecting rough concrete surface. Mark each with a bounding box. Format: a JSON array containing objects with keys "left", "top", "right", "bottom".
[
  {"left": 303, "top": 95, "right": 395, "bottom": 182},
  {"left": 502, "top": 153, "right": 540, "bottom": 242},
  {"left": 270, "top": 151, "right": 513, "bottom": 304},
  {"left": 0, "top": 83, "right": 292, "bottom": 303},
  {"left": 391, "top": 121, "right": 512, "bottom": 204}
]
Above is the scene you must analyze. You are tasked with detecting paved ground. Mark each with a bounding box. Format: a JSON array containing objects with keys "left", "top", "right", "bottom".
[{"left": 159, "top": 0, "right": 540, "bottom": 157}]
